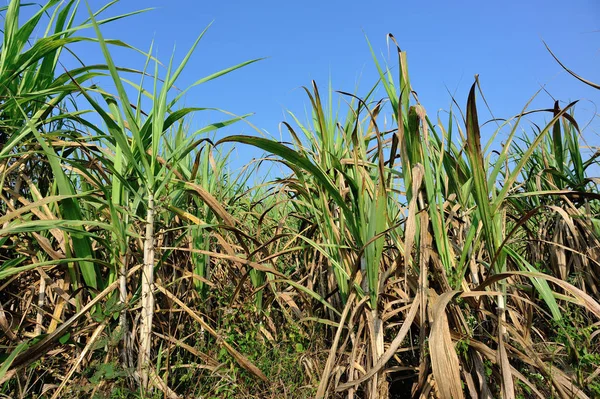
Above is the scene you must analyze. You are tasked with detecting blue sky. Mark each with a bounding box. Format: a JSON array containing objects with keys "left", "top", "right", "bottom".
[{"left": 64, "top": 0, "right": 599, "bottom": 168}]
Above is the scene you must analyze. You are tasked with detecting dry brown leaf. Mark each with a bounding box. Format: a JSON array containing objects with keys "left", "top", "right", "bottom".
[
  {"left": 497, "top": 326, "right": 515, "bottom": 399},
  {"left": 428, "top": 290, "right": 464, "bottom": 399},
  {"left": 336, "top": 298, "right": 420, "bottom": 392}
]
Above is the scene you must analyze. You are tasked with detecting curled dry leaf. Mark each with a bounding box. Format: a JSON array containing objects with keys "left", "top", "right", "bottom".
[{"left": 428, "top": 290, "right": 464, "bottom": 399}]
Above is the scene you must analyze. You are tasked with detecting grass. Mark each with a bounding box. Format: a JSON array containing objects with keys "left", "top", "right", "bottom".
[{"left": 1, "top": 1, "right": 599, "bottom": 398}]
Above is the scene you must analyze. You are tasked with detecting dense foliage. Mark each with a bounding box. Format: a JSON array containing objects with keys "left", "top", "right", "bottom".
[{"left": 1, "top": 2, "right": 599, "bottom": 398}]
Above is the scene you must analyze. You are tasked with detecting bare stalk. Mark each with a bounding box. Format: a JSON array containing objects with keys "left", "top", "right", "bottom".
[
  {"left": 35, "top": 268, "right": 46, "bottom": 336},
  {"left": 371, "top": 309, "right": 387, "bottom": 398},
  {"left": 138, "top": 193, "right": 155, "bottom": 389},
  {"left": 119, "top": 251, "right": 132, "bottom": 371}
]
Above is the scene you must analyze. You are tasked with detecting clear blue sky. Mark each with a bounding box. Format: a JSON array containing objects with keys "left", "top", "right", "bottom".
[{"left": 64, "top": 0, "right": 599, "bottom": 167}]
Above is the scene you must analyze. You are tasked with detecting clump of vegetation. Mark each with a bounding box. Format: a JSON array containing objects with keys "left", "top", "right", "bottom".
[{"left": 1, "top": 1, "right": 599, "bottom": 398}]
